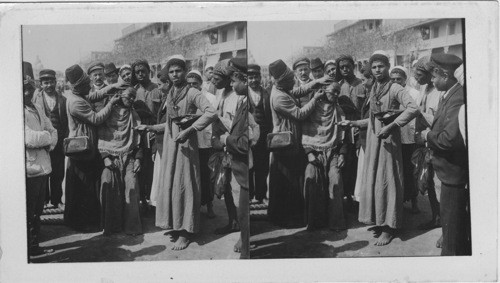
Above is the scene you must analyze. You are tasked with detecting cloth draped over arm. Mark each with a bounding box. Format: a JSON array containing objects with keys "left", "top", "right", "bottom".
[{"left": 68, "top": 97, "right": 114, "bottom": 126}]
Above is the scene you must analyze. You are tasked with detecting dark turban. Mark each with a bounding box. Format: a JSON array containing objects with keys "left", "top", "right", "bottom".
[
  {"left": 414, "top": 56, "right": 434, "bottom": 73},
  {"left": 213, "top": 59, "right": 232, "bottom": 78}
]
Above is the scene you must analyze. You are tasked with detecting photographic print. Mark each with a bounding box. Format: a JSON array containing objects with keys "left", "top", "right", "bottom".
[
  {"left": 248, "top": 19, "right": 470, "bottom": 259},
  {"left": 22, "top": 21, "right": 249, "bottom": 262}
]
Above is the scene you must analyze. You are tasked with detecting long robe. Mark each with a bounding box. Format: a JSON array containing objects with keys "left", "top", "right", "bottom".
[
  {"left": 155, "top": 84, "right": 217, "bottom": 233},
  {"left": 358, "top": 81, "right": 418, "bottom": 229}
]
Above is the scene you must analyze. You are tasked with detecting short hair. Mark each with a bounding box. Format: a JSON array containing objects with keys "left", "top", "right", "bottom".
[{"left": 205, "top": 66, "right": 214, "bottom": 71}]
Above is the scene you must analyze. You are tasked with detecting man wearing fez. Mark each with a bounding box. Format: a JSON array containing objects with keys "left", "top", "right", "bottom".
[
  {"left": 247, "top": 64, "right": 272, "bottom": 204},
  {"left": 413, "top": 55, "right": 443, "bottom": 233},
  {"left": 32, "top": 69, "right": 68, "bottom": 209},
  {"left": 64, "top": 64, "right": 121, "bottom": 232},
  {"left": 310, "top": 58, "right": 325, "bottom": 80},
  {"left": 324, "top": 60, "right": 337, "bottom": 79},
  {"left": 132, "top": 59, "right": 163, "bottom": 210},
  {"left": 211, "top": 59, "right": 240, "bottom": 235},
  {"left": 416, "top": 54, "right": 470, "bottom": 256},
  {"left": 23, "top": 61, "right": 57, "bottom": 257},
  {"left": 104, "top": 62, "right": 120, "bottom": 85},
  {"left": 267, "top": 59, "right": 324, "bottom": 226},
  {"left": 335, "top": 54, "right": 366, "bottom": 209}
]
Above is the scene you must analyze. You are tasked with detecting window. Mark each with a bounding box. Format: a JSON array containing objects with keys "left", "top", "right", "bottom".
[
  {"left": 449, "top": 22, "right": 456, "bottom": 35},
  {"left": 221, "top": 30, "right": 228, "bottom": 42},
  {"left": 209, "top": 31, "right": 218, "bottom": 44},
  {"left": 368, "top": 22, "right": 373, "bottom": 30},
  {"left": 432, "top": 26, "right": 440, "bottom": 38},
  {"left": 420, "top": 26, "right": 430, "bottom": 40},
  {"left": 237, "top": 26, "right": 244, "bottom": 39},
  {"left": 157, "top": 27, "right": 161, "bottom": 35}
]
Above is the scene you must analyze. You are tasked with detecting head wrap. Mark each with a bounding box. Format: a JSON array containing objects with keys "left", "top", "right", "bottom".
[
  {"left": 166, "top": 54, "right": 187, "bottom": 71},
  {"left": 369, "top": 50, "right": 390, "bottom": 67},
  {"left": 414, "top": 56, "right": 434, "bottom": 73},
  {"left": 390, "top": 66, "right": 408, "bottom": 79},
  {"left": 360, "top": 63, "right": 372, "bottom": 79},
  {"left": 186, "top": 70, "right": 203, "bottom": 82},
  {"left": 213, "top": 59, "right": 232, "bottom": 78},
  {"left": 119, "top": 64, "right": 132, "bottom": 75},
  {"left": 324, "top": 60, "right": 336, "bottom": 68},
  {"left": 66, "top": 64, "right": 91, "bottom": 94}
]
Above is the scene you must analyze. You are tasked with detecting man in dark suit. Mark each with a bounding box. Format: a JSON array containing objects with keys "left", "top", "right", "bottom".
[
  {"left": 32, "top": 69, "right": 68, "bottom": 209},
  {"left": 248, "top": 64, "right": 272, "bottom": 203},
  {"left": 417, "top": 53, "right": 470, "bottom": 256},
  {"left": 219, "top": 57, "right": 249, "bottom": 259}
]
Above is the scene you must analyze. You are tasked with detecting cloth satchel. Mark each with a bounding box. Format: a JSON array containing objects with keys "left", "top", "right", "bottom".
[
  {"left": 63, "top": 123, "right": 95, "bottom": 160},
  {"left": 267, "top": 90, "right": 297, "bottom": 152}
]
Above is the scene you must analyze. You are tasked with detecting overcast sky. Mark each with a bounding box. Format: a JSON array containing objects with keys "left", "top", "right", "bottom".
[
  {"left": 248, "top": 21, "right": 337, "bottom": 66},
  {"left": 22, "top": 24, "right": 130, "bottom": 73}
]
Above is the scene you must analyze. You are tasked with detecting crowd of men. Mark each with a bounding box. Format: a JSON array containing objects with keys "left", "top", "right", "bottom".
[
  {"left": 22, "top": 47, "right": 470, "bottom": 260},
  {"left": 23, "top": 55, "right": 250, "bottom": 259},
  {"left": 249, "top": 51, "right": 469, "bottom": 255}
]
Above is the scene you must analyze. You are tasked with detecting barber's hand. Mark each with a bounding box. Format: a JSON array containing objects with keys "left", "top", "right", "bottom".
[
  {"left": 109, "top": 94, "right": 121, "bottom": 105},
  {"left": 337, "top": 154, "right": 345, "bottom": 168},
  {"left": 133, "top": 159, "right": 141, "bottom": 174},
  {"left": 104, "top": 157, "right": 116, "bottom": 169},
  {"left": 220, "top": 133, "right": 229, "bottom": 146},
  {"left": 313, "top": 89, "right": 325, "bottom": 100},
  {"left": 415, "top": 129, "right": 430, "bottom": 145},
  {"left": 175, "top": 127, "right": 195, "bottom": 144},
  {"left": 317, "top": 75, "right": 335, "bottom": 85},
  {"left": 377, "top": 124, "right": 394, "bottom": 139},
  {"left": 113, "top": 79, "right": 128, "bottom": 89}
]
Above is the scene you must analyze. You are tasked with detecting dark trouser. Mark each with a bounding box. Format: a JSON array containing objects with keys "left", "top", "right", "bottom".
[
  {"left": 249, "top": 141, "right": 270, "bottom": 201},
  {"left": 224, "top": 183, "right": 238, "bottom": 225},
  {"left": 342, "top": 143, "right": 357, "bottom": 199},
  {"left": 440, "top": 183, "right": 471, "bottom": 256},
  {"left": 139, "top": 147, "right": 154, "bottom": 203},
  {"left": 239, "top": 187, "right": 249, "bottom": 258},
  {"left": 46, "top": 146, "right": 65, "bottom": 205},
  {"left": 199, "top": 148, "right": 214, "bottom": 206},
  {"left": 26, "top": 175, "right": 48, "bottom": 250},
  {"left": 402, "top": 144, "right": 418, "bottom": 202}
]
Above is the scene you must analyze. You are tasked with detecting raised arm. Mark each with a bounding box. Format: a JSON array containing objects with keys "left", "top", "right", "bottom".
[
  {"left": 273, "top": 90, "right": 318, "bottom": 121},
  {"left": 191, "top": 90, "right": 218, "bottom": 131},
  {"left": 393, "top": 85, "right": 420, "bottom": 128},
  {"left": 69, "top": 98, "right": 114, "bottom": 126}
]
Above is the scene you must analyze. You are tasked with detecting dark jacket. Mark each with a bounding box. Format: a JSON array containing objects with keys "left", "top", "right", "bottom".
[
  {"left": 248, "top": 86, "right": 273, "bottom": 139},
  {"left": 32, "top": 90, "right": 68, "bottom": 146},
  {"left": 427, "top": 83, "right": 468, "bottom": 185},
  {"left": 225, "top": 98, "right": 249, "bottom": 189}
]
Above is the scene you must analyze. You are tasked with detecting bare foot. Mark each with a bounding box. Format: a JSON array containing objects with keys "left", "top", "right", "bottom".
[
  {"left": 436, "top": 235, "right": 443, "bottom": 248},
  {"left": 368, "top": 226, "right": 383, "bottom": 238},
  {"left": 234, "top": 238, "right": 242, "bottom": 253},
  {"left": 168, "top": 230, "right": 179, "bottom": 242},
  {"left": 172, "top": 231, "right": 190, "bottom": 250},
  {"left": 375, "top": 227, "right": 394, "bottom": 246},
  {"left": 207, "top": 202, "right": 216, "bottom": 219}
]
